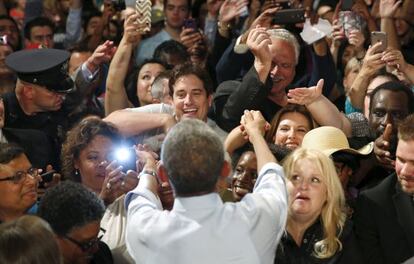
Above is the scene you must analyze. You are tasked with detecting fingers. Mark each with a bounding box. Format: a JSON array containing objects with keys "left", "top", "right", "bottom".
[{"left": 383, "top": 123, "right": 392, "bottom": 142}]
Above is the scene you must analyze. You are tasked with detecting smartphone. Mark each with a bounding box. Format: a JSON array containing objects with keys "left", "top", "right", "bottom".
[
  {"left": 110, "top": 147, "right": 137, "bottom": 172},
  {"left": 272, "top": 8, "right": 305, "bottom": 25},
  {"left": 371, "top": 31, "right": 387, "bottom": 53},
  {"left": 184, "top": 18, "right": 197, "bottom": 31},
  {"left": 342, "top": 0, "right": 354, "bottom": 10}
]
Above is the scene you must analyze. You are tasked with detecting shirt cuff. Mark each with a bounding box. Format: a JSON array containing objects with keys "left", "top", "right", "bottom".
[
  {"left": 81, "top": 63, "right": 99, "bottom": 82},
  {"left": 234, "top": 35, "right": 249, "bottom": 54}
]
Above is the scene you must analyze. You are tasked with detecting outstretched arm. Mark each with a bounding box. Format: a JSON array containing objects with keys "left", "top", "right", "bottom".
[
  {"left": 287, "top": 79, "right": 353, "bottom": 136},
  {"left": 104, "top": 110, "right": 176, "bottom": 137},
  {"left": 224, "top": 125, "right": 249, "bottom": 156},
  {"left": 105, "top": 13, "right": 142, "bottom": 115},
  {"left": 379, "top": 0, "right": 402, "bottom": 49},
  {"left": 241, "top": 110, "right": 276, "bottom": 170},
  {"left": 348, "top": 42, "right": 385, "bottom": 110}
]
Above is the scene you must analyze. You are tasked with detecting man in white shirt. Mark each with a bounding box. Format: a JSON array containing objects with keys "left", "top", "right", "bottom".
[{"left": 125, "top": 111, "right": 288, "bottom": 264}]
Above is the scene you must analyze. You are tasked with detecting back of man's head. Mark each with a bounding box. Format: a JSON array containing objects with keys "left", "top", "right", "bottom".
[
  {"left": 161, "top": 119, "right": 224, "bottom": 196},
  {"left": 38, "top": 181, "right": 105, "bottom": 236},
  {"left": 153, "top": 40, "right": 189, "bottom": 68},
  {"left": 151, "top": 70, "right": 171, "bottom": 103}
]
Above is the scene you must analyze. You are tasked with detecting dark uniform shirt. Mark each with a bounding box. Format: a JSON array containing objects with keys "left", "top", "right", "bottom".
[{"left": 2, "top": 92, "right": 70, "bottom": 170}]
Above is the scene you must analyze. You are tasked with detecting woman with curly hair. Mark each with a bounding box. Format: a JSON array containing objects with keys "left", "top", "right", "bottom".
[
  {"left": 275, "top": 148, "right": 363, "bottom": 263},
  {"left": 61, "top": 116, "right": 137, "bottom": 263}
]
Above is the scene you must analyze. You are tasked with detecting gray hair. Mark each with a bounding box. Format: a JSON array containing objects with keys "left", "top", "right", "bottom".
[
  {"left": 151, "top": 71, "right": 171, "bottom": 102},
  {"left": 161, "top": 119, "right": 224, "bottom": 196},
  {"left": 267, "top": 28, "right": 300, "bottom": 65}
]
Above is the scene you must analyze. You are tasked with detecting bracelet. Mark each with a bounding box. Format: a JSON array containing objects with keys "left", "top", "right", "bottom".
[{"left": 217, "top": 20, "right": 232, "bottom": 31}]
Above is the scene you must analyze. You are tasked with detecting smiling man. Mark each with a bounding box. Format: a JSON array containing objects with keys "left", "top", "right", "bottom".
[
  {"left": 105, "top": 63, "right": 227, "bottom": 142},
  {"left": 213, "top": 28, "right": 300, "bottom": 132},
  {"left": 0, "top": 143, "right": 39, "bottom": 223},
  {"left": 354, "top": 114, "right": 414, "bottom": 264}
]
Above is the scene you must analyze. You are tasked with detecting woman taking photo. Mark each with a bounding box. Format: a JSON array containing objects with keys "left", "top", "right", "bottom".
[
  {"left": 105, "top": 13, "right": 167, "bottom": 115},
  {"left": 275, "top": 148, "right": 362, "bottom": 263},
  {"left": 61, "top": 116, "right": 137, "bottom": 263}
]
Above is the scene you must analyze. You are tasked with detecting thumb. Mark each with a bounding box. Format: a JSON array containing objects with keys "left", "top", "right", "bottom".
[
  {"left": 383, "top": 123, "right": 392, "bottom": 142},
  {"left": 316, "top": 79, "right": 324, "bottom": 93}
]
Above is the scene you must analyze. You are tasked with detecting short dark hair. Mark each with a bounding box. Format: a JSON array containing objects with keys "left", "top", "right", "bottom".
[
  {"left": 369, "top": 81, "right": 414, "bottom": 115},
  {"left": 161, "top": 119, "right": 224, "bottom": 196},
  {"left": 169, "top": 63, "right": 213, "bottom": 96},
  {"left": 153, "top": 40, "right": 190, "bottom": 68},
  {"left": 398, "top": 114, "right": 414, "bottom": 142},
  {"left": 163, "top": 0, "right": 192, "bottom": 10},
  {"left": 24, "top": 17, "right": 55, "bottom": 40},
  {"left": 38, "top": 181, "right": 105, "bottom": 236},
  {"left": 61, "top": 117, "right": 122, "bottom": 181},
  {"left": 0, "top": 143, "right": 25, "bottom": 164}
]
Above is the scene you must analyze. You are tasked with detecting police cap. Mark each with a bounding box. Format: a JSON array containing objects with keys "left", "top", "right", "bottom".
[{"left": 5, "top": 48, "right": 75, "bottom": 93}]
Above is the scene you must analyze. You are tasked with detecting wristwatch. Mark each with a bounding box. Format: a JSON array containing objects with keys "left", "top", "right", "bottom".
[{"left": 138, "top": 170, "right": 159, "bottom": 182}]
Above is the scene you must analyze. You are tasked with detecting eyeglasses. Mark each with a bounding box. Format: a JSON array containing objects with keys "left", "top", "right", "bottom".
[
  {"left": 63, "top": 228, "right": 105, "bottom": 252},
  {"left": 0, "top": 167, "right": 38, "bottom": 184}
]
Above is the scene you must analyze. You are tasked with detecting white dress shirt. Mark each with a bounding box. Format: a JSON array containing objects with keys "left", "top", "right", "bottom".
[{"left": 125, "top": 162, "right": 288, "bottom": 264}]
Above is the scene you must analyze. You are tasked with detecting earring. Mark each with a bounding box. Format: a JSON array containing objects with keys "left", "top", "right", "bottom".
[{"left": 75, "top": 169, "right": 80, "bottom": 176}]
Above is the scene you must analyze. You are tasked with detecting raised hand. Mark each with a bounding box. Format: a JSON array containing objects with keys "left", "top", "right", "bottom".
[
  {"left": 218, "top": 0, "right": 249, "bottom": 23},
  {"left": 241, "top": 110, "right": 269, "bottom": 140},
  {"left": 382, "top": 48, "right": 407, "bottom": 72},
  {"left": 86, "top": 40, "right": 117, "bottom": 72},
  {"left": 180, "top": 28, "right": 203, "bottom": 49},
  {"left": 348, "top": 29, "right": 366, "bottom": 51},
  {"left": 247, "top": 27, "right": 272, "bottom": 78},
  {"left": 99, "top": 160, "right": 131, "bottom": 205},
  {"left": 359, "top": 42, "right": 386, "bottom": 75},
  {"left": 374, "top": 123, "right": 396, "bottom": 169},
  {"left": 123, "top": 13, "right": 144, "bottom": 44},
  {"left": 379, "top": 0, "right": 402, "bottom": 18},
  {"left": 331, "top": 19, "right": 346, "bottom": 49},
  {"left": 287, "top": 79, "right": 324, "bottom": 106}
]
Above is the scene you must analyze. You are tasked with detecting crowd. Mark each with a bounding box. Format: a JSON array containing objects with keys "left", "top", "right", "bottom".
[{"left": 0, "top": 0, "right": 413, "bottom": 263}]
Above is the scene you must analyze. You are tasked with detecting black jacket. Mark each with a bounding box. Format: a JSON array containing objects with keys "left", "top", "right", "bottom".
[
  {"left": 275, "top": 219, "right": 363, "bottom": 264},
  {"left": 354, "top": 174, "right": 414, "bottom": 264}
]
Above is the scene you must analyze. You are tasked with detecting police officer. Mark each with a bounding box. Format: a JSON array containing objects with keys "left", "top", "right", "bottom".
[{"left": 2, "top": 48, "right": 79, "bottom": 170}]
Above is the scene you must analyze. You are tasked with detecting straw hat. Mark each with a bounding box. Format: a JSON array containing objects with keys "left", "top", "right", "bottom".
[{"left": 301, "top": 126, "right": 373, "bottom": 157}]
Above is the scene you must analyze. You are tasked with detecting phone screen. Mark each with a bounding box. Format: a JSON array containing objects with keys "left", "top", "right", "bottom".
[{"left": 184, "top": 18, "right": 197, "bottom": 31}]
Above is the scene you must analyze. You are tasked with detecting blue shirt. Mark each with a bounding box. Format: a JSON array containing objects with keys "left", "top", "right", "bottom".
[{"left": 135, "top": 30, "right": 172, "bottom": 66}]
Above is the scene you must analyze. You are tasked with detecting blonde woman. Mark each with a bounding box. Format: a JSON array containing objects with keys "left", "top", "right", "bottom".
[{"left": 275, "top": 148, "right": 363, "bottom": 263}]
